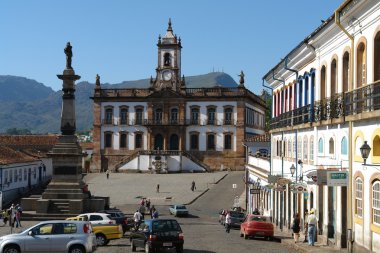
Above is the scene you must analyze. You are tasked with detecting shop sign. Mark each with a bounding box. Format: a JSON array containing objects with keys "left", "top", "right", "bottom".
[
  {"left": 277, "top": 178, "right": 291, "bottom": 186},
  {"left": 327, "top": 171, "right": 348, "bottom": 186},
  {"left": 250, "top": 188, "right": 260, "bottom": 194}
]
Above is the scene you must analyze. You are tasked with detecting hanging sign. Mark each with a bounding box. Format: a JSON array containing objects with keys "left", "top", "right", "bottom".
[{"left": 327, "top": 171, "right": 348, "bottom": 186}]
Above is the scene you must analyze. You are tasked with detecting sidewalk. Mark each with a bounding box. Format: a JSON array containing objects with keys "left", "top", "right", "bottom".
[{"left": 274, "top": 227, "right": 346, "bottom": 253}]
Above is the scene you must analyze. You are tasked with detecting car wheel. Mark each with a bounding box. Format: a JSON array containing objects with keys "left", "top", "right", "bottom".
[
  {"left": 176, "top": 245, "right": 184, "bottom": 253},
  {"left": 4, "top": 246, "right": 20, "bottom": 253},
  {"left": 69, "top": 245, "right": 85, "bottom": 253},
  {"left": 96, "top": 234, "right": 107, "bottom": 246},
  {"left": 131, "top": 240, "right": 136, "bottom": 252},
  {"left": 145, "top": 242, "right": 152, "bottom": 253}
]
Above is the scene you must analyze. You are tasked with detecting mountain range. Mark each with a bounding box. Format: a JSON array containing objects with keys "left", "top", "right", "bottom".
[{"left": 0, "top": 72, "right": 239, "bottom": 134}]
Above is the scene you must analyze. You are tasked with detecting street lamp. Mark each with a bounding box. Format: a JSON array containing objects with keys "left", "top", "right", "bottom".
[
  {"left": 360, "top": 141, "right": 371, "bottom": 165},
  {"left": 290, "top": 164, "right": 296, "bottom": 178}
]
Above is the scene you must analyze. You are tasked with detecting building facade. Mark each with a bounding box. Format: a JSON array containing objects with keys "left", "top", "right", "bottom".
[
  {"left": 262, "top": 1, "right": 380, "bottom": 251},
  {"left": 91, "top": 20, "right": 266, "bottom": 173},
  {"left": 0, "top": 135, "right": 55, "bottom": 207}
]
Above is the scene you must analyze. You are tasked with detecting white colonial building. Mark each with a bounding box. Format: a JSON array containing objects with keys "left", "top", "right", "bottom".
[
  {"left": 91, "top": 20, "right": 266, "bottom": 173},
  {"left": 261, "top": 0, "right": 380, "bottom": 251}
]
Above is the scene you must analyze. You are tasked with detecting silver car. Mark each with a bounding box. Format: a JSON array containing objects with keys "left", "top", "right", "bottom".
[{"left": 0, "top": 220, "right": 96, "bottom": 253}]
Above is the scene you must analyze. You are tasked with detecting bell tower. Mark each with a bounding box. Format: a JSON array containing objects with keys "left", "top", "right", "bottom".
[{"left": 152, "top": 18, "right": 183, "bottom": 91}]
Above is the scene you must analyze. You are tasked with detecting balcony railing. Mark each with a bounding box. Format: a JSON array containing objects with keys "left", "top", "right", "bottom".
[{"left": 270, "top": 80, "right": 380, "bottom": 130}]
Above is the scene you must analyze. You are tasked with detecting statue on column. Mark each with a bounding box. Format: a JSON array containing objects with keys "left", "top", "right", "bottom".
[
  {"left": 238, "top": 70, "right": 245, "bottom": 86},
  {"left": 64, "top": 42, "right": 73, "bottom": 69}
]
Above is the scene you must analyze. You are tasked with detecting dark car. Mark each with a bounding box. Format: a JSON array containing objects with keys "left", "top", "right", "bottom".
[
  {"left": 98, "top": 209, "right": 134, "bottom": 233},
  {"left": 228, "top": 211, "right": 246, "bottom": 229},
  {"left": 130, "top": 219, "right": 184, "bottom": 253}
]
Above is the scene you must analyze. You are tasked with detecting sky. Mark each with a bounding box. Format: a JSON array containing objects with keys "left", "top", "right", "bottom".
[{"left": 0, "top": 0, "right": 342, "bottom": 94}]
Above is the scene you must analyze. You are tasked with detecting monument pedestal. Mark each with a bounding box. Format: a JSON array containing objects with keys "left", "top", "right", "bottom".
[{"left": 21, "top": 48, "right": 108, "bottom": 215}]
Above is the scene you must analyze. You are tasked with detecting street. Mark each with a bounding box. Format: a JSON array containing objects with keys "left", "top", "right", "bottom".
[{"left": 93, "top": 172, "right": 295, "bottom": 253}]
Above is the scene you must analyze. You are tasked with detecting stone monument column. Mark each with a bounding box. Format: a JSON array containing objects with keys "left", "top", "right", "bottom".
[{"left": 41, "top": 42, "right": 87, "bottom": 213}]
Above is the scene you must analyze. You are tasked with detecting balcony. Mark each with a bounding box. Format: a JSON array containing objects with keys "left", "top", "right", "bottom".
[{"left": 270, "top": 80, "right": 380, "bottom": 130}]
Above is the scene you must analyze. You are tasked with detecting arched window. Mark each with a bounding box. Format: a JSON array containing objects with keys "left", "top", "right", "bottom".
[
  {"left": 372, "top": 181, "right": 380, "bottom": 225},
  {"left": 355, "top": 136, "right": 363, "bottom": 158},
  {"left": 343, "top": 52, "right": 349, "bottom": 93},
  {"left": 318, "top": 138, "right": 324, "bottom": 154},
  {"left": 164, "top": 52, "right": 171, "bottom": 66},
  {"left": 321, "top": 66, "right": 326, "bottom": 100},
  {"left": 207, "top": 133, "right": 216, "bottom": 150},
  {"left": 135, "top": 133, "right": 143, "bottom": 149},
  {"left": 283, "top": 138, "right": 287, "bottom": 157},
  {"left": 293, "top": 138, "right": 296, "bottom": 158},
  {"left": 310, "top": 136, "right": 314, "bottom": 161},
  {"left": 329, "top": 137, "right": 335, "bottom": 155},
  {"left": 375, "top": 31, "right": 380, "bottom": 81},
  {"left": 374, "top": 136, "right": 380, "bottom": 157},
  {"left": 119, "top": 132, "right": 128, "bottom": 149},
  {"left": 303, "top": 136, "right": 308, "bottom": 160},
  {"left": 341, "top": 137, "right": 348, "bottom": 155},
  {"left": 169, "top": 134, "right": 179, "bottom": 150},
  {"left": 355, "top": 178, "right": 363, "bottom": 217},
  {"left": 331, "top": 59, "right": 337, "bottom": 95},
  {"left": 190, "top": 132, "right": 199, "bottom": 150},
  {"left": 357, "top": 42, "right": 366, "bottom": 87}
]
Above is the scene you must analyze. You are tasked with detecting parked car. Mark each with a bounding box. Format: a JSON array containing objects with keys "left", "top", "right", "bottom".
[
  {"left": 98, "top": 209, "right": 134, "bottom": 233},
  {"left": 240, "top": 214, "right": 274, "bottom": 240},
  {"left": 67, "top": 216, "right": 123, "bottom": 246},
  {"left": 228, "top": 211, "right": 246, "bottom": 228},
  {"left": 255, "top": 148, "right": 269, "bottom": 157},
  {"left": 169, "top": 205, "right": 189, "bottom": 217},
  {"left": 130, "top": 219, "right": 184, "bottom": 253},
  {"left": 0, "top": 220, "right": 96, "bottom": 253},
  {"left": 77, "top": 212, "right": 116, "bottom": 225}
]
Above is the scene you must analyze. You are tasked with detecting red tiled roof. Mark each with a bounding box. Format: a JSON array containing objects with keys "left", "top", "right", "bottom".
[
  {"left": 0, "top": 135, "right": 58, "bottom": 147},
  {"left": 0, "top": 146, "right": 39, "bottom": 165}
]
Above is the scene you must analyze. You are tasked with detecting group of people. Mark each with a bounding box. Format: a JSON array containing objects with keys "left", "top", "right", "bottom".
[
  {"left": 0, "top": 204, "right": 23, "bottom": 228},
  {"left": 291, "top": 208, "right": 318, "bottom": 246},
  {"left": 133, "top": 198, "right": 159, "bottom": 230}
]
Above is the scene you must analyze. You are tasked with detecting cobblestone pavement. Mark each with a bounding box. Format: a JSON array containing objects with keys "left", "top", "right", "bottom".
[{"left": 84, "top": 172, "right": 228, "bottom": 213}]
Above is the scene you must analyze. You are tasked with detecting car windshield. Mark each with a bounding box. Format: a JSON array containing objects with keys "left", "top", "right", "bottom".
[
  {"left": 230, "top": 211, "right": 245, "bottom": 218},
  {"left": 152, "top": 220, "right": 181, "bottom": 232},
  {"left": 249, "top": 216, "right": 270, "bottom": 222},
  {"left": 176, "top": 205, "right": 186, "bottom": 209}
]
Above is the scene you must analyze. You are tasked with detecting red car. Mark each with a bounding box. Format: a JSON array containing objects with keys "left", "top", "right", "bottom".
[{"left": 240, "top": 214, "right": 274, "bottom": 240}]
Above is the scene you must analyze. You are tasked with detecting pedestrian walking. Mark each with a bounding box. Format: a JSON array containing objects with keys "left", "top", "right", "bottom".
[
  {"left": 156, "top": 184, "right": 160, "bottom": 193},
  {"left": 152, "top": 209, "right": 159, "bottom": 219},
  {"left": 291, "top": 213, "right": 301, "bottom": 243},
  {"left": 150, "top": 205, "right": 156, "bottom": 218},
  {"left": 133, "top": 209, "right": 142, "bottom": 231},
  {"left": 9, "top": 204, "right": 16, "bottom": 227},
  {"left": 15, "top": 204, "right": 22, "bottom": 228},
  {"left": 191, "top": 180, "right": 196, "bottom": 191},
  {"left": 146, "top": 199, "right": 151, "bottom": 210},
  {"left": 139, "top": 204, "right": 146, "bottom": 221},
  {"left": 225, "top": 211, "right": 231, "bottom": 233},
  {"left": 307, "top": 209, "right": 318, "bottom": 246},
  {"left": 303, "top": 209, "right": 309, "bottom": 243},
  {"left": 106, "top": 169, "right": 110, "bottom": 179}
]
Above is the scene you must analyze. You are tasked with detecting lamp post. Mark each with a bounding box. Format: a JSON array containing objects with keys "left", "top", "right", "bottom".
[{"left": 360, "top": 141, "right": 371, "bottom": 165}]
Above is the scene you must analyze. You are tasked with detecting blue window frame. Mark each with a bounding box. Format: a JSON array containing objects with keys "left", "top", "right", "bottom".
[
  {"left": 318, "top": 138, "right": 324, "bottom": 153},
  {"left": 341, "top": 137, "right": 348, "bottom": 155}
]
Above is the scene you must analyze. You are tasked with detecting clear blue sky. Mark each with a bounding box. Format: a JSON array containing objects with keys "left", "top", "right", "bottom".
[{"left": 0, "top": 0, "right": 342, "bottom": 94}]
